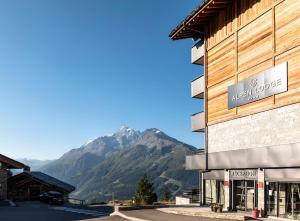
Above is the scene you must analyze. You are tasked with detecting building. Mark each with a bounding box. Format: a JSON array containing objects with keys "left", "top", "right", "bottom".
[
  {"left": 0, "top": 153, "right": 74, "bottom": 202},
  {"left": 8, "top": 171, "right": 75, "bottom": 201},
  {"left": 0, "top": 154, "right": 30, "bottom": 200},
  {"left": 170, "top": 0, "right": 300, "bottom": 219}
]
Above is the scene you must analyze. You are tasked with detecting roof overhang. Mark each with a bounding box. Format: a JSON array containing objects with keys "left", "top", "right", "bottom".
[
  {"left": 169, "top": 0, "right": 233, "bottom": 40},
  {"left": 0, "top": 154, "right": 30, "bottom": 170}
]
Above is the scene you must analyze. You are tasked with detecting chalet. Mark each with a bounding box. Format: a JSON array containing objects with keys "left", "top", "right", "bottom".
[
  {"left": 8, "top": 171, "right": 75, "bottom": 201},
  {"left": 170, "top": 0, "right": 300, "bottom": 219},
  {"left": 0, "top": 153, "right": 74, "bottom": 202}
]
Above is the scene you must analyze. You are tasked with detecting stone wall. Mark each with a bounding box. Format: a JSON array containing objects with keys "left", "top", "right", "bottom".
[
  {"left": 0, "top": 169, "right": 8, "bottom": 200},
  {"left": 208, "top": 103, "right": 300, "bottom": 153}
]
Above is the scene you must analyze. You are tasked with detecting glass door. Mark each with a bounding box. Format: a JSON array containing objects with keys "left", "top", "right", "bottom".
[{"left": 235, "top": 180, "right": 256, "bottom": 211}]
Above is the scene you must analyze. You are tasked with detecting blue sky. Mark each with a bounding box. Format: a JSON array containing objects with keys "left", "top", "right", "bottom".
[{"left": 0, "top": 0, "right": 204, "bottom": 160}]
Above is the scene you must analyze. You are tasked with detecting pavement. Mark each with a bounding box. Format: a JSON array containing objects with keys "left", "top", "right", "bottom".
[
  {"left": 0, "top": 201, "right": 281, "bottom": 221},
  {"left": 113, "top": 209, "right": 241, "bottom": 221}
]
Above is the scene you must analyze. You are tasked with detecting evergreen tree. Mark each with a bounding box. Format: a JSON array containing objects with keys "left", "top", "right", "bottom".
[
  {"left": 134, "top": 174, "right": 157, "bottom": 205},
  {"left": 161, "top": 184, "right": 170, "bottom": 202}
]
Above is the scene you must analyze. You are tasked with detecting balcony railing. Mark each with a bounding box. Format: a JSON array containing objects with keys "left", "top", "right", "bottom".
[
  {"left": 191, "top": 75, "right": 204, "bottom": 99},
  {"left": 186, "top": 151, "right": 205, "bottom": 170},
  {"left": 191, "top": 41, "right": 204, "bottom": 65},
  {"left": 191, "top": 111, "right": 205, "bottom": 132}
]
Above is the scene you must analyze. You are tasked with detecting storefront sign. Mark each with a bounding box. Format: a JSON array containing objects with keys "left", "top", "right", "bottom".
[
  {"left": 229, "top": 170, "right": 258, "bottom": 180},
  {"left": 228, "top": 62, "right": 288, "bottom": 109}
]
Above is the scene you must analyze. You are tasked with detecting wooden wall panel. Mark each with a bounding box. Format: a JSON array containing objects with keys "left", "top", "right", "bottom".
[
  {"left": 238, "top": 59, "right": 273, "bottom": 81},
  {"left": 275, "top": 46, "right": 300, "bottom": 105},
  {"left": 208, "top": 77, "right": 235, "bottom": 101},
  {"left": 207, "top": 1, "right": 237, "bottom": 49},
  {"left": 238, "top": 11, "right": 273, "bottom": 72},
  {"left": 275, "top": 0, "right": 300, "bottom": 54},
  {"left": 238, "top": 0, "right": 274, "bottom": 27},
  {"left": 208, "top": 93, "right": 236, "bottom": 125},
  {"left": 207, "top": 0, "right": 275, "bottom": 49},
  {"left": 207, "top": 77, "right": 236, "bottom": 125},
  {"left": 207, "top": 35, "right": 235, "bottom": 87},
  {"left": 237, "top": 97, "right": 274, "bottom": 116}
]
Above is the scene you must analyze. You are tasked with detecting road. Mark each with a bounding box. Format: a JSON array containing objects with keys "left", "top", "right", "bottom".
[
  {"left": 0, "top": 202, "right": 241, "bottom": 221},
  {"left": 0, "top": 202, "right": 126, "bottom": 221}
]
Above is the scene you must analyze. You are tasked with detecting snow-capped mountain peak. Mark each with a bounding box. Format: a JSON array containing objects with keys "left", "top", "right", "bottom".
[{"left": 114, "top": 126, "right": 140, "bottom": 138}]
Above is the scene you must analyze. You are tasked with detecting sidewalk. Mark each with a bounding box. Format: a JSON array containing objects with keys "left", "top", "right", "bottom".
[
  {"left": 112, "top": 208, "right": 241, "bottom": 221},
  {"left": 111, "top": 206, "right": 295, "bottom": 221},
  {"left": 157, "top": 207, "right": 245, "bottom": 220}
]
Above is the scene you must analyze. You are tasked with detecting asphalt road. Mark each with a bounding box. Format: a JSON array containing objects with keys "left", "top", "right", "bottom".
[
  {"left": 0, "top": 202, "right": 124, "bottom": 221},
  {"left": 0, "top": 202, "right": 242, "bottom": 221}
]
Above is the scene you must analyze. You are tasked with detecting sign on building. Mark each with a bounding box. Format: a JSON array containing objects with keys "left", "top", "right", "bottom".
[
  {"left": 228, "top": 62, "right": 288, "bottom": 109},
  {"left": 229, "top": 170, "right": 258, "bottom": 180}
]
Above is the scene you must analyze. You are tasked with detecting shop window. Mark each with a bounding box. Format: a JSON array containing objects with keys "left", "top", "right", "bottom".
[{"left": 205, "top": 180, "right": 217, "bottom": 204}]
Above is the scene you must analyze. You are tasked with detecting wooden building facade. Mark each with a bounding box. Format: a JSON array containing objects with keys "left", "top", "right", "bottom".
[
  {"left": 0, "top": 154, "right": 74, "bottom": 202},
  {"left": 8, "top": 171, "right": 75, "bottom": 201},
  {"left": 170, "top": 0, "right": 300, "bottom": 219}
]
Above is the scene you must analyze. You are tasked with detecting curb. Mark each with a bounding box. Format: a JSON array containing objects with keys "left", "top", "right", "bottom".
[{"left": 110, "top": 211, "right": 149, "bottom": 221}]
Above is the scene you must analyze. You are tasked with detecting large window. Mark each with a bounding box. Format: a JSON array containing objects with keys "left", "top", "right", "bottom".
[
  {"left": 204, "top": 180, "right": 225, "bottom": 205},
  {"left": 205, "top": 180, "right": 217, "bottom": 204},
  {"left": 266, "top": 182, "right": 300, "bottom": 219}
]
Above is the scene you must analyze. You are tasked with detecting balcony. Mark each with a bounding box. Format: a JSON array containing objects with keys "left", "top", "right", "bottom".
[
  {"left": 191, "top": 111, "right": 205, "bottom": 132},
  {"left": 191, "top": 41, "right": 204, "bottom": 65},
  {"left": 186, "top": 150, "right": 205, "bottom": 170},
  {"left": 191, "top": 75, "right": 204, "bottom": 99}
]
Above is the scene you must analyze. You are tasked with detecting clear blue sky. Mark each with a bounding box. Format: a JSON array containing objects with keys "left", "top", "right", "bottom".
[{"left": 0, "top": 0, "right": 204, "bottom": 160}]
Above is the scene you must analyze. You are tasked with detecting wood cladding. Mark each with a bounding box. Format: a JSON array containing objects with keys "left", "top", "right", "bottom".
[
  {"left": 238, "top": 11, "right": 273, "bottom": 72},
  {"left": 207, "top": 36, "right": 235, "bottom": 87},
  {"left": 206, "top": 0, "right": 300, "bottom": 125},
  {"left": 275, "top": 46, "right": 300, "bottom": 106},
  {"left": 275, "top": 0, "right": 300, "bottom": 54}
]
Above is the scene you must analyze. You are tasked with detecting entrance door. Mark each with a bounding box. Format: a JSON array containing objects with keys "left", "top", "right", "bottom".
[{"left": 235, "top": 180, "right": 256, "bottom": 211}]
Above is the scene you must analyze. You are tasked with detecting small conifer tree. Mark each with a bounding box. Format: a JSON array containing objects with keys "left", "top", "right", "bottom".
[{"left": 134, "top": 174, "right": 157, "bottom": 205}]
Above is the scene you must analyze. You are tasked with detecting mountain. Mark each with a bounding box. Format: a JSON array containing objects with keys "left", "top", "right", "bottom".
[
  {"left": 41, "top": 126, "right": 199, "bottom": 203},
  {"left": 17, "top": 158, "right": 53, "bottom": 171}
]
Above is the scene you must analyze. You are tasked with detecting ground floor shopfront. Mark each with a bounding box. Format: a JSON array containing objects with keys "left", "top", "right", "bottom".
[{"left": 202, "top": 169, "right": 300, "bottom": 219}]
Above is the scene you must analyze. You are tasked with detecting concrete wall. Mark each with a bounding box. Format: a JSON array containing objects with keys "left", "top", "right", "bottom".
[{"left": 208, "top": 103, "right": 300, "bottom": 153}]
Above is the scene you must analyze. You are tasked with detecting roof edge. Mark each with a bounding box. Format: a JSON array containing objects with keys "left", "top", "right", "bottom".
[{"left": 169, "top": 0, "right": 212, "bottom": 40}]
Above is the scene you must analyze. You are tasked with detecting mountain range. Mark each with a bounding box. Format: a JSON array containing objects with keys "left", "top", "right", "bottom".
[
  {"left": 17, "top": 158, "right": 53, "bottom": 171},
  {"left": 40, "top": 126, "right": 199, "bottom": 203}
]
